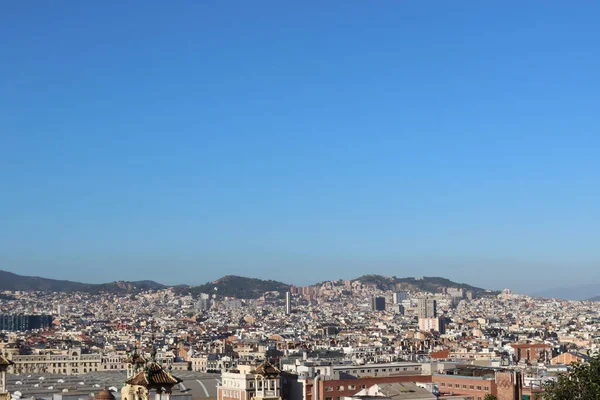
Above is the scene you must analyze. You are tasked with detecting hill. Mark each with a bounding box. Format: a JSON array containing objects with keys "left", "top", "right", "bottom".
[
  {"left": 531, "top": 283, "right": 600, "bottom": 301},
  {"left": 353, "top": 274, "right": 495, "bottom": 297},
  {"left": 0, "top": 270, "right": 166, "bottom": 294},
  {"left": 587, "top": 295, "right": 600, "bottom": 302},
  {"left": 174, "top": 275, "right": 290, "bottom": 299},
  {"left": 1, "top": 269, "right": 492, "bottom": 299},
  {"left": 0, "top": 270, "right": 89, "bottom": 292}
]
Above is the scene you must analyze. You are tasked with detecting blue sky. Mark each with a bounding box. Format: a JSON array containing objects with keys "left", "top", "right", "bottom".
[{"left": 1, "top": 1, "right": 599, "bottom": 293}]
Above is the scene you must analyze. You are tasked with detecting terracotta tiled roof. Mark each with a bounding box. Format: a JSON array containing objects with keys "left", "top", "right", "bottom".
[
  {"left": 430, "top": 350, "right": 450, "bottom": 359},
  {"left": 125, "top": 362, "right": 182, "bottom": 388},
  {"left": 95, "top": 389, "right": 116, "bottom": 400},
  {"left": 252, "top": 360, "right": 280, "bottom": 377}
]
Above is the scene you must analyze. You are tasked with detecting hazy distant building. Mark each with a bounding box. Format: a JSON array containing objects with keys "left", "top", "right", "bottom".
[
  {"left": 417, "top": 298, "right": 437, "bottom": 318},
  {"left": 393, "top": 291, "right": 409, "bottom": 304},
  {"left": 196, "top": 293, "right": 211, "bottom": 311},
  {"left": 447, "top": 287, "right": 465, "bottom": 298},
  {"left": 393, "top": 304, "right": 405, "bottom": 315},
  {"left": 401, "top": 299, "right": 413, "bottom": 311},
  {"left": 223, "top": 299, "right": 243, "bottom": 309},
  {"left": 370, "top": 296, "right": 386, "bottom": 311},
  {"left": 285, "top": 291, "right": 292, "bottom": 315},
  {"left": 57, "top": 305, "right": 67, "bottom": 316},
  {"left": 320, "top": 325, "right": 338, "bottom": 337},
  {"left": 419, "top": 317, "right": 445, "bottom": 334},
  {"left": 0, "top": 315, "right": 53, "bottom": 331}
]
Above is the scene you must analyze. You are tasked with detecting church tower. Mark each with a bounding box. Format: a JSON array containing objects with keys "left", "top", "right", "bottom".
[
  {"left": 121, "top": 349, "right": 182, "bottom": 400},
  {"left": 251, "top": 360, "right": 282, "bottom": 400},
  {"left": 125, "top": 351, "right": 148, "bottom": 378}
]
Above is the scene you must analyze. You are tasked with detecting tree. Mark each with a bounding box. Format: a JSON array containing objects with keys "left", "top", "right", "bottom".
[
  {"left": 484, "top": 395, "right": 498, "bottom": 400},
  {"left": 543, "top": 353, "right": 600, "bottom": 399}
]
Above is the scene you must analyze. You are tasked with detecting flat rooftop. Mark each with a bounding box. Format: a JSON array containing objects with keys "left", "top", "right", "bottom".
[{"left": 7, "top": 371, "right": 221, "bottom": 399}]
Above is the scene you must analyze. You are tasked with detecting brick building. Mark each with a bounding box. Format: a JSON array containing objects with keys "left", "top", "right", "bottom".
[
  {"left": 550, "top": 351, "right": 589, "bottom": 365},
  {"left": 302, "top": 363, "right": 433, "bottom": 400},
  {"left": 511, "top": 343, "right": 553, "bottom": 364},
  {"left": 433, "top": 367, "right": 522, "bottom": 400}
]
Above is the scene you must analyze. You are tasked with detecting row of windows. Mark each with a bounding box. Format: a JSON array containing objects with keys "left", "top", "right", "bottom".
[
  {"left": 340, "top": 367, "right": 420, "bottom": 375},
  {"left": 438, "top": 383, "right": 489, "bottom": 391},
  {"left": 14, "top": 358, "right": 102, "bottom": 363},
  {"left": 52, "top": 362, "right": 100, "bottom": 367},
  {"left": 325, "top": 385, "right": 366, "bottom": 392},
  {"left": 52, "top": 368, "right": 99, "bottom": 373}
]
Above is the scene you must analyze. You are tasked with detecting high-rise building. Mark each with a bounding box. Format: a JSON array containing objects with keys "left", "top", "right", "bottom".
[
  {"left": 197, "top": 293, "right": 211, "bottom": 311},
  {"left": 393, "top": 291, "right": 409, "bottom": 304},
  {"left": 57, "top": 305, "right": 67, "bottom": 316},
  {"left": 393, "top": 304, "right": 405, "bottom": 315},
  {"left": 285, "top": 292, "right": 292, "bottom": 315},
  {"left": 0, "top": 315, "right": 53, "bottom": 331},
  {"left": 370, "top": 296, "right": 386, "bottom": 311},
  {"left": 418, "top": 317, "right": 445, "bottom": 334},
  {"left": 417, "top": 298, "right": 437, "bottom": 318}
]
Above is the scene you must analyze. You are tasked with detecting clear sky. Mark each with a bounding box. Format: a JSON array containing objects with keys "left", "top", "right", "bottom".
[{"left": 1, "top": 1, "right": 599, "bottom": 293}]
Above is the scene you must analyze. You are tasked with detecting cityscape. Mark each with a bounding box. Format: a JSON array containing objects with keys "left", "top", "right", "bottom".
[
  {"left": 2, "top": 2, "right": 599, "bottom": 400},
  {"left": 1, "top": 271, "right": 600, "bottom": 400}
]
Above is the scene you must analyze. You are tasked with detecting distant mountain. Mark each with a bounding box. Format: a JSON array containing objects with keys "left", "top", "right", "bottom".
[
  {"left": 174, "top": 275, "right": 290, "bottom": 299},
  {"left": 92, "top": 280, "right": 167, "bottom": 294},
  {"left": 0, "top": 270, "right": 89, "bottom": 292},
  {"left": 586, "top": 295, "right": 600, "bottom": 302},
  {"left": 0, "top": 270, "right": 166, "bottom": 294},
  {"left": 531, "top": 283, "right": 600, "bottom": 301},
  {"left": 1, "top": 269, "right": 493, "bottom": 300},
  {"left": 353, "top": 274, "right": 495, "bottom": 297}
]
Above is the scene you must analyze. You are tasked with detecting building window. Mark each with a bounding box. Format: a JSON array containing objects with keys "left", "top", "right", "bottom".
[
  {"left": 325, "top": 387, "right": 333, "bottom": 392},
  {"left": 325, "top": 397, "right": 332, "bottom": 400},
  {"left": 348, "top": 385, "right": 355, "bottom": 390},
  {"left": 477, "top": 386, "right": 482, "bottom": 391},
  {"left": 455, "top": 384, "right": 460, "bottom": 388},
  {"left": 462, "top": 385, "right": 467, "bottom": 389},
  {"left": 440, "top": 383, "right": 445, "bottom": 387},
  {"left": 361, "top": 385, "right": 366, "bottom": 389},
  {"left": 469, "top": 385, "right": 474, "bottom": 390},
  {"left": 336, "top": 386, "right": 344, "bottom": 391},
  {"left": 484, "top": 387, "right": 489, "bottom": 392}
]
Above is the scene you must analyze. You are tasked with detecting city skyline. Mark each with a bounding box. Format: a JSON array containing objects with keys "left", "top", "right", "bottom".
[
  {"left": 2, "top": 2, "right": 599, "bottom": 293},
  {"left": 1, "top": 267, "right": 599, "bottom": 300}
]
